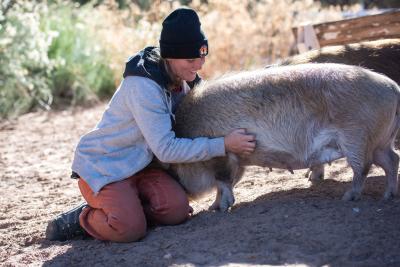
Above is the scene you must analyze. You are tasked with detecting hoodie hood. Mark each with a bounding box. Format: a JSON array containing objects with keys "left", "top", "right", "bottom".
[{"left": 123, "top": 46, "right": 170, "bottom": 89}]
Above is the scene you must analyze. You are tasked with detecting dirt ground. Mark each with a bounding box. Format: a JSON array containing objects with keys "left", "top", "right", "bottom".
[{"left": 1, "top": 102, "right": 400, "bottom": 267}]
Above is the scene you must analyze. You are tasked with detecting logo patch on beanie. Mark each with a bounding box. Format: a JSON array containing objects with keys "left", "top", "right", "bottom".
[{"left": 199, "top": 45, "right": 208, "bottom": 57}]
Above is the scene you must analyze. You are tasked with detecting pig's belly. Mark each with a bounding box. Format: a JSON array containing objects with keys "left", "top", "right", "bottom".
[
  {"left": 260, "top": 147, "right": 344, "bottom": 170},
  {"left": 246, "top": 128, "right": 346, "bottom": 170},
  {"left": 305, "top": 147, "right": 344, "bottom": 168}
]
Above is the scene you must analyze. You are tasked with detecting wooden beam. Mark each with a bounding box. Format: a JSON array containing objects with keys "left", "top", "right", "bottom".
[{"left": 293, "top": 9, "right": 400, "bottom": 49}]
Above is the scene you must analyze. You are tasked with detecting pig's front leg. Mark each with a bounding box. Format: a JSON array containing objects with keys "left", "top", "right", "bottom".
[{"left": 209, "top": 181, "right": 235, "bottom": 211}]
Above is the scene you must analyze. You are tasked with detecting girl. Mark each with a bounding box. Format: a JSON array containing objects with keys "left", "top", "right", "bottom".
[{"left": 46, "top": 7, "right": 255, "bottom": 243}]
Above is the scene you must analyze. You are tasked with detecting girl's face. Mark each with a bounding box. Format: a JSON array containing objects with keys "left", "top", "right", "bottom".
[{"left": 167, "top": 57, "right": 206, "bottom": 82}]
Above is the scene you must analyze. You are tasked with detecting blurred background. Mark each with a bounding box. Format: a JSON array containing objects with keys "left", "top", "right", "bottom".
[{"left": 1, "top": 0, "right": 399, "bottom": 118}]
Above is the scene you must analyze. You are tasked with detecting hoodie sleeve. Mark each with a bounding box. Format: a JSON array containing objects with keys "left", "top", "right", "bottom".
[{"left": 122, "top": 76, "right": 226, "bottom": 163}]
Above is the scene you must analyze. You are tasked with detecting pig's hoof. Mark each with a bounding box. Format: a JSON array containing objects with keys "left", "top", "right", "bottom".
[
  {"left": 208, "top": 195, "right": 235, "bottom": 211},
  {"left": 309, "top": 171, "right": 324, "bottom": 183},
  {"left": 383, "top": 189, "right": 396, "bottom": 200},
  {"left": 342, "top": 190, "right": 361, "bottom": 201},
  {"left": 219, "top": 194, "right": 235, "bottom": 212}
]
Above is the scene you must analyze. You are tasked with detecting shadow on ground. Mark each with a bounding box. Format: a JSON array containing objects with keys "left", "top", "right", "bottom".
[{"left": 42, "top": 176, "right": 400, "bottom": 267}]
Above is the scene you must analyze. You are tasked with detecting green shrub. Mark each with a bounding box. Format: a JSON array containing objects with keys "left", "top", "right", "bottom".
[
  {"left": 0, "top": 1, "right": 54, "bottom": 118},
  {"left": 44, "top": 1, "right": 115, "bottom": 106},
  {"left": 0, "top": 1, "right": 116, "bottom": 118}
]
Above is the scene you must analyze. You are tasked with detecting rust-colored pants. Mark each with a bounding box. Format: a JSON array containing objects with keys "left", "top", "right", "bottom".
[{"left": 78, "top": 168, "right": 191, "bottom": 242}]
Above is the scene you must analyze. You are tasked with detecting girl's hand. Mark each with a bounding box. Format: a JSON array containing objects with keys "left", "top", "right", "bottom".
[{"left": 224, "top": 129, "right": 256, "bottom": 156}]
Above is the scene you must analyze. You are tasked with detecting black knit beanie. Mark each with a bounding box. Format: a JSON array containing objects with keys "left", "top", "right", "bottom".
[{"left": 160, "top": 8, "right": 208, "bottom": 59}]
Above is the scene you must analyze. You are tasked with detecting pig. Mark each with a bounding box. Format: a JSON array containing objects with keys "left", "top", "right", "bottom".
[
  {"left": 171, "top": 63, "right": 400, "bottom": 211},
  {"left": 278, "top": 38, "right": 400, "bottom": 182}
]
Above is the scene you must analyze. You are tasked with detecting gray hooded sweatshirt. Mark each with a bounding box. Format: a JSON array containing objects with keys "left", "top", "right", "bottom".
[{"left": 71, "top": 47, "right": 225, "bottom": 193}]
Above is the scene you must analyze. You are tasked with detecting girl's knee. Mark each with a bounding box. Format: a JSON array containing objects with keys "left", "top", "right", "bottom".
[
  {"left": 82, "top": 208, "right": 147, "bottom": 243},
  {"left": 152, "top": 194, "right": 191, "bottom": 225},
  {"left": 137, "top": 169, "right": 191, "bottom": 225},
  {"left": 117, "top": 224, "right": 147, "bottom": 243},
  {"left": 108, "top": 212, "right": 147, "bottom": 242},
  {"left": 170, "top": 200, "right": 192, "bottom": 224}
]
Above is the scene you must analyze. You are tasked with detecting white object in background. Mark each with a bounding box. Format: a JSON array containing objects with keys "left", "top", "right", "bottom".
[{"left": 296, "top": 23, "right": 320, "bottom": 53}]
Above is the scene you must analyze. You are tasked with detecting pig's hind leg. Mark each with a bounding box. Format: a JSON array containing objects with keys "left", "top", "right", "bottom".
[
  {"left": 341, "top": 136, "right": 373, "bottom": 201},
  {"left": 373, "top": 147, "right": 399, "bottom": 200}
]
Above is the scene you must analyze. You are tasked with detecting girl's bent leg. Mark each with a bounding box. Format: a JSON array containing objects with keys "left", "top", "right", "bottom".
[
  {"left": 78, "top": 177, "right": 146, "bottom": 242},
  {"left": 136, "top": 169, "right": 191, "bottom": 225}
]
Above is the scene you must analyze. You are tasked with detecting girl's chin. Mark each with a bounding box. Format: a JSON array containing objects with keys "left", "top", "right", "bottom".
[{"left": 185, "top": 73, "right": 197, "bottom": 82}]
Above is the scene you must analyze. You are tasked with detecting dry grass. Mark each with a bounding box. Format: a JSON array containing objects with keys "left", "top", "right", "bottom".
[{"left": 84, "top": 0, "right": 361, "bottom": 81}]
